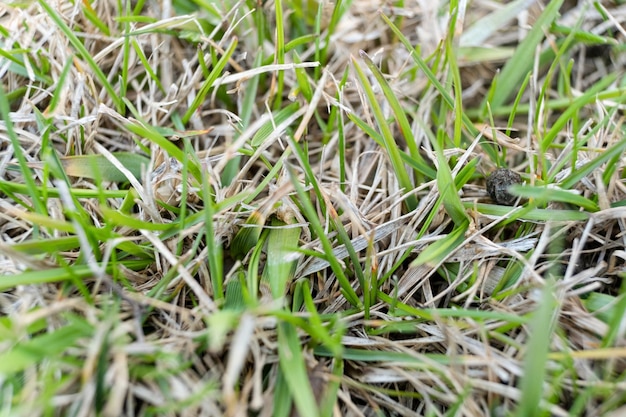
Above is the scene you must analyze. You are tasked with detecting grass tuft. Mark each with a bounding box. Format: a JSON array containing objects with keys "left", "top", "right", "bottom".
[{"left": 2, "top": 0, "right": 626, "bottom": 415}]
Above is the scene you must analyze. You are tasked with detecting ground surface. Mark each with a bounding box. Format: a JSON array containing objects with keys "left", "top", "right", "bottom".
[{"left": 1, "top": 0, "right": 626, "bottom": 416}]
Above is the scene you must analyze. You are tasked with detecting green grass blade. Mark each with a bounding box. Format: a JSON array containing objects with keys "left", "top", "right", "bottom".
[
  {"left": 320, "top": 359, "right": 343, "bottom": 417},
  {"left": 251, "top": 102, "right": 301, "bottom": 147},
  {"left": 300, "top": 280, "right": 343, "bottom": 356},
  {"left": 46, "top": 54, "right": 73, "bottom": 114},
  {"left": 0, "top": 260, "right": 151, "bottom": 291},
  {"left": 379, "top": 13, "right": 496, "bottom": 160},
  {"left": 262, "top": 217, "right": 301, "bottom": 300},
  {"left": 560, "top": 138, "right": 626, "bottom": 190},
  {"left": 273, "top": 367, "right": 293, "bottom": 417},
  {"left": 486, "top": 0, "right": 564, "bottom": 110},
  {"left": 125, "top": 121, "right": 202, "bottom": 181},
  {"left": 100, "top": 207, "right": 173, "bottom": 231},
  {"left": 81, "top": 0, "right": 111, "bottom": 36},
  {"left": 600, "top": 276, "right": 626, "bottom": 348},
  {"left": 516, "top": 279, "right": 558, "bottom": 417},
  {"left": 0, "top": 179, "right": 129, "bottom": 199},
  {"left": 541, "top": 73, "right": 617, "bottom": 157},
  {"left": 51, "top": 153, "right": 148, "bottom": 182},
  {"left": 463, "top": 202, "right": 589, "bottom": 222},
  {"left": 277, "top": 322, "right": 319, "bottom": 417},
  {"left": 272, "top": 0, "right": 286, "bottom": 108},
  {"left": 36, "top": 0, "right": 123, "bottom": 112},
  {"left": 230, "top": 211, "right": 266, "bottom": 260},
  {"left": 447, "top": 35, "right": 464, "bottom": 148},
  {"left": 202, "top": 173, "right": 224, "bottom": 302},
  {"left": 182, "top": 38, "right": 238, "bottom": 124},
  {"left": 287, "top": 166, "right": 361, "bottom": 307},
  {"left": 351, "top": 54, "right": 417, "bottom": 211},
  {"left": 0, "top": 86, "right": 45, "bottom": 215},
  {"left": 358, "top": 50, "right": 432, "bottom": 178},
  {"left": 509, "top": 184, "right": 599, "bottom": 212},
  {"left": 131, "top": 37, "right": 165, "bottom": 93},
  {"left": 8, "top": 236, "right": 80, "bottom": 255},
  {"left": 411, "top": 220, "right": 468, "bottom": 267},
  {"left": 0, "top": 322, "right": 91, "bottom": 374},
  {"left": 434, "top": 141, "right": 470, "bottom": 225}
]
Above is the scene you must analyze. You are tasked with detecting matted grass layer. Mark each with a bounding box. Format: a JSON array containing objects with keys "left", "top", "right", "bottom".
[{"left": 1, "top": 0, "right": 626, "bottom": 416}]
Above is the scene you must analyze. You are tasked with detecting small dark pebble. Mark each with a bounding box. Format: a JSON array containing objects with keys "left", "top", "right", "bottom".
[{"left": 486, "top": 168, "right": 522, "bottom": 206}]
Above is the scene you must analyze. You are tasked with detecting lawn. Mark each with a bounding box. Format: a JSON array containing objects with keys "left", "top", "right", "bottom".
[{"left": 1, "top": 0, "right": 626, "bottom": 416}]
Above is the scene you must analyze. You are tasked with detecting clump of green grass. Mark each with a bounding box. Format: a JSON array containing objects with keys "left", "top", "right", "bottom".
[{"left": 1, "top": 0, "right": 626, "bottom": 415}]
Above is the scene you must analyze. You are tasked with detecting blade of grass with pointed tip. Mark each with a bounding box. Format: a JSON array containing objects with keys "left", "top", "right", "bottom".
[
  {"left": 125, "top": 121, "right": 202, "bottom": 181},
  {"left": 100, "top": 207, "right": 173, "bottom": 231},
  {"left": 351, "top": 55, "right": 417, "bottom": 211},
  {"left": 434, "top": 144, "right": 469, "bottom": 226},
  {"left": 46, "top": 54, "right": 73, "bottom": 114},
  {"left": 509, "top": 184, "right": 599, "bottom": 212},
  {"left": 286, "top": 165, "right": 361, "bottom": 307},
  {"left": 131, "top": 37, "right": 165, "bottom": 93},
  {"left": 182, "top": 38, "right": 238, "bottom": 124},
  {"left": 9, "top": 236, "right": 80, "bottom": 255},
  {"left": 411, "top": 220, "right": 468, "bottom": 267},
  {"left": 380, "top": 13, "right": 454, "bottom": 109},
  {"left": 300, "top": 280, "right": 343, "bottom": 356},
  {"left": 379, "top": 13, "right": 497, "bottom": 161},
  {"left": 551, "top": 24, "right": 617, "bottom": 45},
  {"left": 560, "top": 138, "right": 626, "bottom": 190},
  {"left": 328, "top": 210, "right": 366, "bottom": 294},
  {"left": 245, "top": 230, "right": 268, "bottom": 304},
  {"left": 278, "top": 322, "right": 319, "bottom": 417},
  {"left": 347, "top": 111, "right": 431, "bottom": 174},
  {"left": 358, "top": 50, "right": 434, "bottom": 179},
  {"left": 251, "top": 102, "right": 301, "bottom": 148},
  {"left": 464, "top": 202, "right": 589, "bottom": 222},
  {"left": 81, "top": 0, "right": 111, "bottom": 35}
]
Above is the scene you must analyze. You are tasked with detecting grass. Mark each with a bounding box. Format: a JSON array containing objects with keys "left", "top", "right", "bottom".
[{"left": 2, "top": 0, "right": 626, "bottom": 416}]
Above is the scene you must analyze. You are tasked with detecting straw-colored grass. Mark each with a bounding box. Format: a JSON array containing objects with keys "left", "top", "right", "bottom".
[{"left": 1, "top": 0, "right": 626, "bottom": 416}]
